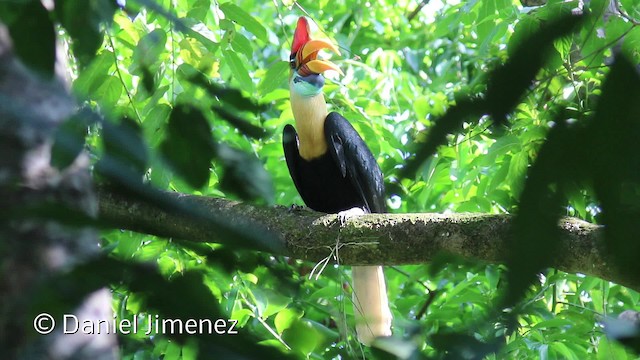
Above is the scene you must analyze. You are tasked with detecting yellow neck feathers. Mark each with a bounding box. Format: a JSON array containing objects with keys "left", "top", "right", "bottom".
[{"left": 290, "top": 90, "right": 328, "bottom": 160}]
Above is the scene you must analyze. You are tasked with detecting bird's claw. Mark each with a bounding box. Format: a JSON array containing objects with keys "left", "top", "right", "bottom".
[
  {"left": 337, "top": 207, "right": 366, "bottom": 226},
  {"left": 287, "top": 204, "right": 305, "bottom": 212}
]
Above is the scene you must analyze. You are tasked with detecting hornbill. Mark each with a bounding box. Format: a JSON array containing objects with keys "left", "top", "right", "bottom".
[{"left": 283, "top": 16, "right": 392, "bottom": 346}]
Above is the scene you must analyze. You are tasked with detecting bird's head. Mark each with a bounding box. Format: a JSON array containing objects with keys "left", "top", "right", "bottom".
[{"left": 289, "top": 17, "right": 342, "bottom": 97}]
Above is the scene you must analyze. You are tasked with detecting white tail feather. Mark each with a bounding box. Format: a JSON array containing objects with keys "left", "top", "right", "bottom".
[{"left": 352, "top": 265, "right": 392, "bottom": 345}]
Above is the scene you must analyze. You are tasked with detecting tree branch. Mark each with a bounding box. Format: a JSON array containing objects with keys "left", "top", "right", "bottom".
[
  {"left": 96, "top": 186, "right": 638, "bottom": 292},
  {"left": 407, "top": 0, "right": 431, "bottom": 22}
]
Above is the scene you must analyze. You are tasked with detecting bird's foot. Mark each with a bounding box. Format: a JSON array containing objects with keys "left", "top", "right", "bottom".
[
  {"left": 337, "top": 207, "right": 366, "bottom": 226},
  {"left": 287, "top": 204, "right": 305, "bottom": 212}
]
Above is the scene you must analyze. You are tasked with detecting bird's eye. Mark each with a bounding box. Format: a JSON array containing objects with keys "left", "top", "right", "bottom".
[{"left": 289, "top": 55, "right": 296, "bottom": 69}]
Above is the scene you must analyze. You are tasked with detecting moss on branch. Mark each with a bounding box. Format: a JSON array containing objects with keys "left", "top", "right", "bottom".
[{"left": 97, "top": 186, "right": 637, "bottom": 291}]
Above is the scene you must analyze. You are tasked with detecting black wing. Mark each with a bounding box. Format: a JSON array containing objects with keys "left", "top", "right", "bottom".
[
  {"left": 282, "top": 124, "right": 304, "bottom": 198},
  {"left": 324, "top": 112, "right": 387, "bottom": 213}
]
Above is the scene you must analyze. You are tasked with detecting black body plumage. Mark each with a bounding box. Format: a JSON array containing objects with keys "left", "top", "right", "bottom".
[{"left": 283, "top": 112, "right": 386, "bottom": 214}]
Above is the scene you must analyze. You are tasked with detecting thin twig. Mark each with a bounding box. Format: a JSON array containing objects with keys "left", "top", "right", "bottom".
[
  {"left": 407, "top": 0, "right": 431, "bottom": 22},
  {"left": 170, "top": 0, "right": 177, "bottom": 102},
  {"left": 415, "top": 288, "right": 439, "bottom": 320},
  {"left": 613, "top": 0, "right": 640, "bottom": 26},
  {"left": 106, "top": 32, "right": 143, "bottom": 124}
]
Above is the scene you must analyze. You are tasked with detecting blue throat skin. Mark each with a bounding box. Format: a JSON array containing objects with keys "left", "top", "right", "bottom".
[{"left": 291, "top": 72, "right": 325, "bottom": 97}]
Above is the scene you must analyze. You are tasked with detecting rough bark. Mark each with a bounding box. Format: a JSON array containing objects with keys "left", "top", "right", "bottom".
[
  {"left": 0, "top": 25, "right": 117, "bottom": 359},
  {"left": 96, "top": 186, "right": 637, "bottom": 292}
]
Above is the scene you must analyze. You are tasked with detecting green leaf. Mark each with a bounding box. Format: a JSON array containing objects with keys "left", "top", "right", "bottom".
[
  {"left": 554, "top": 36, "right": 572, "bottom": 59},
  {"left": 223, "top": 49, "right": 254, "bottom": 91},
  {"left": 212, "top": 106, "right": 267, "bottom": 139},
  {"left": 231, "top": 32, "right": 253, "bottom": 59},
  {"left": 132, "top": 29, "right": 167, "bottom": 92},
  {"left": 597, "top": 337, "right": 631, "bottom": 360},
  {"left": 588, "top": 57, "right": 640, "bottom": 291},
  {"left": 259, "top": 61, "right": 289, "bottom": 97},
  {"left": 233, "top": 308, "right": 254, "bottom": 327},
  {"left": 476, "top": 0, "right": 498, "bottom": 43},
  {"left": 274, "top": 308, "right": 303, "bottom": 334},
  {"left": 504, "top": 120, "right": 573, "bottom": 306},
  {"left": 483, "top": 135, "right": 522, "bottom": 166},
  {"left": 149, "top": 153, "right": 172, "bottom": 189},
  {"left": 56, "top": 0, "right": 117, "bottom": 68},
  {"left": 95, "top": 76, "right": 124, "bottom": 109},
  {"left": 413, "top": 97, "right": 429, "bottom": 123},
  {"left": 281, "top": 319, "right": 322, "bottom": 355},
  {"left": 50, "top": 113, "right": 89, "bottom": 169},
  {"left": 622, "top": 27, "right": 640, "bottom": 64},
  {"left": 261, "top": 291, "right": 292, "bottom": 319},
  {"left": 102, "top": 117, "right": 149, "bottom": 179},
  {"left": 160, "top": 105, "right": 215, "bottom": 189},
  {"left": 143, "top": 103, "right": 171, "bottom": 146},
  {"left": 133, "top": 28, "right": 168, "bottom": 68},
  {"left": 215, "top": 143, "right": 274, "bottom": 204},
  {"left": 116, "top": 233, "right": 143, "bottom": 258},
  {"left": 6, "top": 0, "right": 56, "bottom": 77},
  {"left": 163, "top": 341, "right": 181, "bottom": 360},
  {"left": 490, "top": 15, "right": 583, "bottom": 124},
  {"left": 605, "top": 17, "right": 632, "bottom": 46},
  {"left": 72, "top": 51, "right": 114, "bottom": 98},
  {"left": 485, "top": 265, "right": 501, "bottom": 291},
  {"left": 178, "top": 63, "right": 265, "bottom": 112},
  {"left": 219, "top": 2, "right": 268, "bottom": 42},
  {"left": 531, "top": 318, "right": 574, "bottom": 330},
  {"left": 507, "top": 150, "right": 528, "bottom": 196},
  {"left": 186, "top": 0, "right": 211, "bottom": 21}
]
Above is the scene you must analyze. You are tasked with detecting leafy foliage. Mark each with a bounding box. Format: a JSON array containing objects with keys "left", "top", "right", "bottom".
[{"left": 4, "top": 0, "right": 640, "bottom": 359}]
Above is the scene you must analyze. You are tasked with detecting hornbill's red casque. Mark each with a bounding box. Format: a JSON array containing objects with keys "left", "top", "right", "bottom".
[{"left": 283, "top": 16, "right": 392, "bottom": 345}]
